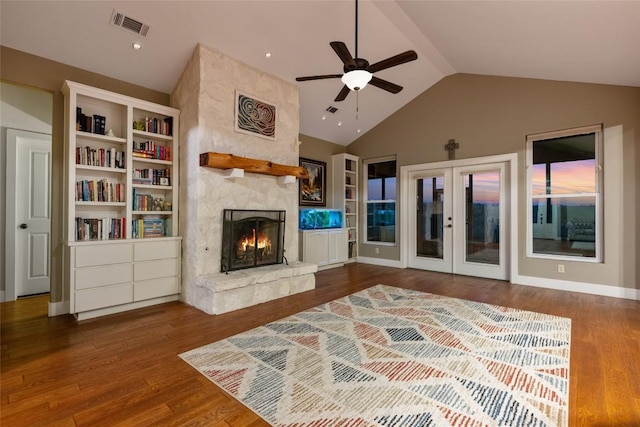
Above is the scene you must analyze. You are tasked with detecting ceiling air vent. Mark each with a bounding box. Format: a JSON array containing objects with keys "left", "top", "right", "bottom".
[
  {"left": 326, "top": 106, "right": 339, "bottom": 114},
  {"left": 110, "top": 10, "right": 150, "bottom": 37}
]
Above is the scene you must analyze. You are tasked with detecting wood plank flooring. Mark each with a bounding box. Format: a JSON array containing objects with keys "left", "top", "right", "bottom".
[{"left": 2, "top": 264, "right": 639, "bottom": 426}]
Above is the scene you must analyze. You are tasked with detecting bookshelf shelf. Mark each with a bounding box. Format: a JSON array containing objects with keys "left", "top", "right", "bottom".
[
  {"left": 63, "top": 80, "right": 181, "bottom": 319},
  {"left": 133, "top": 211, "right": 173, "bottom": 215},
  {"left": 132, "top": 184, "right": 173, "bottom": 190},
  {"left": 132, "top": 157, "right": 172, "bottom": 166},
  {"left": 132, "top": 129, "right": 173, "bottom": 141},
  {"left": 76, "top": 131, "right": 127, "bottom": 145},
  {"left": 332, "top": 153, "right": 359, "bottom": 262},
  {"left": 75, "top": 201, "right": 127, "bottom": 207}
]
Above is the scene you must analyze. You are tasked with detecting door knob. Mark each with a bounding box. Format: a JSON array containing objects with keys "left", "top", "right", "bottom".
[
  {"left": 19, "top": 223, "right": 28, "bottom": 229},
  {"left": 446, "top": 224, "right": 452, "bottom": 228}
]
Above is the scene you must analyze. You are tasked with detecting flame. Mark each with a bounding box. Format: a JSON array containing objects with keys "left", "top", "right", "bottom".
[{"left": 238, "top": 228, "right": 272, "bottom": 253}]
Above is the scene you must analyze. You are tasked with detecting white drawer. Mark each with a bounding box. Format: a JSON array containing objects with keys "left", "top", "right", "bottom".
[
  {"left": 134, "top": 276, "right": 179, "bottom": 301},
  {"left": 134, "top": 259, "right": 178, "bottom": 281},
  {"left": 75, "top": 264, "right": 133, "bottom": 290},
  {"left": 134, "top": 240, "right": 180, "bottom": 262},
  {"left": 74, "top": 283, "right": 133, "bottom": 312},
  {"left": 75, "top": 244, "right": 132, "bottom": 268}
]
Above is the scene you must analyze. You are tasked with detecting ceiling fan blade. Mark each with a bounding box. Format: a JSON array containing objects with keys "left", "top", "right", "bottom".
[
  {"left": 296, "top": 74, "right": 342, "bottom": 82},
  {"left": 369, "top": 77, "right": 403, "bottom": 94},
  {"left": 334, "top": 85, "right": 351, "bottom": 102},
  {"left": 368, "top": 50, "right": 418, "bottom": 73},
  {"left": 330, "top": 41, "right": 356, "bottom": 68}
]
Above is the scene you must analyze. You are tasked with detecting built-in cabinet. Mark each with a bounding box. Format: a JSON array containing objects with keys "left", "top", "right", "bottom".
[
  {"left": 332, "top": 153, "right": 359, "bottom": 262},
  {"left": 62, "top": 81, "right": 181, "bottom": 320},
  {"left": 299, "top": 229, "right": 348, "bottom": 269}
]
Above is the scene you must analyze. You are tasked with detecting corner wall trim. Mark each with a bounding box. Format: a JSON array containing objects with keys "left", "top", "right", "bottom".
[
  {"left": 356, "top": 257, "right": 403, "bottom": 269},
  {"left": 512, "top": 274, "right": 640, "bottom": 301},
  {"left": 48, "top": 300, "right": 70, "bottom": 317}
]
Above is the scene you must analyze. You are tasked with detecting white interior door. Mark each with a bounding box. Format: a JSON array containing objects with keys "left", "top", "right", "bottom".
[
  {"left": 408, "top": 162, "right": 508, "bottom": 280},
  {"left": 5, "top": 129, "right": 52, "bottom": 298}
]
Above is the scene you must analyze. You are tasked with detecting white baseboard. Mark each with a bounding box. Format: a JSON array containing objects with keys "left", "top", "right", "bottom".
[
  {"left": 512, "top": 274, "right": 640, "bottom": 301},
  {"left": 48, "top": 300, "right": 70, "bottom": 317},
  {"left": 356, "top": 256, "right": 403, "bottom": 269}
]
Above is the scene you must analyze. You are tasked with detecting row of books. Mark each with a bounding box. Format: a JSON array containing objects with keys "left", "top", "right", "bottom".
[
  {"left": 132, "top": 190, "right": 169, "bottom": 212},
  {"left": 76, "top": 107, "right": 106, "bottom": 135},
  {"left": 345, "top": 188, "right": 355, "bottom": 200},
  {"left": 132, "top": 141, "right": 171, "bottom": 161},
  {"left": 76, "top": 179, "right": 125, "bottom": 202},
  {"left": 348, "top": 241, "right": 357, "bottom": 258},
  {"left": 134, "top": 116, "right": 173, "bottom": 136},
  {"left": 132, "top": 217, "right": 170, "bottom": 238},
  {"left": 76, "top": 146, "right": 125, "bottom": 169},
  {"left": 132, "top": 168, "right": 171, "bottom": 186},
  {"left": 75, "top": 217, "right": 126, "bottom": 241}
]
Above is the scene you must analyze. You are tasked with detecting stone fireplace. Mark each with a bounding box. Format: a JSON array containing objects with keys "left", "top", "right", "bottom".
[
  {"left": 171, "top": 43, "right": 316, "bottom": 315},
  {"left": 221, "top": 209, "right": 285, "bottom": 272}
]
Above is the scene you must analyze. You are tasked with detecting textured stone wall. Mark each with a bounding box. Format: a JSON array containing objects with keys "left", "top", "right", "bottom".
[{"left": 172, "top": 43, "right": 301, "bottom": 309}]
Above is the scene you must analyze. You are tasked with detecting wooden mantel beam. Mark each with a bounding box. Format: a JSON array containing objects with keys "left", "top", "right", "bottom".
[{"left": 199, "top": 152, "right": 308, "bottom": 179}]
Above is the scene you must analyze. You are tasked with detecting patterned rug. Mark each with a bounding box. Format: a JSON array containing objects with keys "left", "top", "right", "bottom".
[{"left": 180, "top": 285, "right": 571, "bottom": 426}]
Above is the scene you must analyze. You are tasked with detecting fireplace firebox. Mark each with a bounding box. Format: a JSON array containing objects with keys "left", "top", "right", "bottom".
[{"left": 221, "top": 209, "right": 286, "bottom": 273}]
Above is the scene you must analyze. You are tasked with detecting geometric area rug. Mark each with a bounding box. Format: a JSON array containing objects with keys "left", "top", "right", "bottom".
[{"left": 180, "top": 285, "right": 571, "bottom": 426}]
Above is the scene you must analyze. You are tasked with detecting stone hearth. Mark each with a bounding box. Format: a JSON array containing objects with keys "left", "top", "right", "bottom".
[
  {"left": 193, "top": 262, "right": 316, "bottom": 315},
  {"left": 172, "top": 43, "right": 314, "bottom": 314}
]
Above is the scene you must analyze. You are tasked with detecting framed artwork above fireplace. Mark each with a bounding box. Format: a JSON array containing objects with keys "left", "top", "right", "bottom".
[
  {"left": 234, "top": 90, "right": 276, "bottom": 140},
  {"left": 299, "top": 158, "right": 326, "bottom": 206}
]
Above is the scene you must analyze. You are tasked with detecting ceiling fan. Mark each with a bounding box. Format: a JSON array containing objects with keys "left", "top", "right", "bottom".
[{"left": 295, "top": 0, "right": 418, "bottom": 102}]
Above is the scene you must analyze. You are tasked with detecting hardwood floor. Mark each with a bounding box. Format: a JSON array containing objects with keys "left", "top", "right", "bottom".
[{"left": 2, "top": 263, "right": 639, "bottom": 426}]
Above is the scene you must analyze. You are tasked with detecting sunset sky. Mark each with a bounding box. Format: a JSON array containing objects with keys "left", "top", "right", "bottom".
[{"left": 532, "top": 159, "right": 596, "bottom": 195}]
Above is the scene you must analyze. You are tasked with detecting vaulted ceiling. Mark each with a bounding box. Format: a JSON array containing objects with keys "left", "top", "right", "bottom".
[{"left": 2, "top": 1, "right": 639, "bottom": 146}]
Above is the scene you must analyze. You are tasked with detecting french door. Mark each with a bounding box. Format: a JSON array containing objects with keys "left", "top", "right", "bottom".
[{"left": 407, "top": 162, "right": 508, "bottom": 280}]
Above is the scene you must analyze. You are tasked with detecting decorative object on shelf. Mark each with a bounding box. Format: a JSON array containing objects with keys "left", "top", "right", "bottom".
[
  {"left": 199, "top": 152, "right": 307, "bottom": 178},
  {"left": 133, "top": 121, "right": 145, "bottom": 131},
  {"left": 234, "top": 91, "right": 276, "bottom": 140},
  {"left": 299, "top": 158, "right": 326, "bottom": 206}
]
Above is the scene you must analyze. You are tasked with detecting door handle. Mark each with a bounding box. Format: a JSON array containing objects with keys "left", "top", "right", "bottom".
[
  {"left": 445, "top": 224, "right": 452, "bottom": 228},
  {"left": 19, "top": 223, "right": 28, "bottom": 229}
]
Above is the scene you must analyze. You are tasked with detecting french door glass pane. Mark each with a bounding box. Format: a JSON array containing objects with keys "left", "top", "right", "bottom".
[
  {"left": 416, "top": 177, "right": 444, "bottom": 259},
  {"left": 464, "top": 172, "right": 500, "bottom": 265}
]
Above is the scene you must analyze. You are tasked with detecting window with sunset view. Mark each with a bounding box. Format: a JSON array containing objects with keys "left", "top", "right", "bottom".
[{"left": 526, "top": 125, "right": 602, "bottom": 261}]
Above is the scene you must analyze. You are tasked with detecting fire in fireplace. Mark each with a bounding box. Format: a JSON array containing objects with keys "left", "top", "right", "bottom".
[{"left": 221, "top": 209, "right": 285, "bottom": 272}]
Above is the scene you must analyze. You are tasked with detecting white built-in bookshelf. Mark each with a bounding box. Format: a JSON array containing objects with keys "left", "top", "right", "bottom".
[
  {"left": 332, "top": 153, "right": 359, "bottom": 262},
  {"left": 62, "top": 81, "right": 181, "bottom": 319}
]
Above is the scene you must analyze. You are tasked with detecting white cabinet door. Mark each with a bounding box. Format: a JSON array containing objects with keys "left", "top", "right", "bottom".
[
  {"left": 303, "top": 231, "right": 329, "bottom": 266},
  {"left": 328, "top": 229, "right": 348, "bottom": 264}
]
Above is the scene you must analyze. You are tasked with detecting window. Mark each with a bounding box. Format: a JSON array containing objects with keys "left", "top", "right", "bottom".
[
  {"left": 365, "top": 157, "right": 396, "bottom": 244},
  {"left": 526, "top": 125, "right": 602, "bottom": 261}
]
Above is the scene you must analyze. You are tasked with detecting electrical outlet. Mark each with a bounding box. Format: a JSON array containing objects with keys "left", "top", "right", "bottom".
[
  {"left": 375, "top": 247, "right": 380, "bottom": 254},
  {"left": 558, "top": 264, "right": 565, "bottom": 273}
]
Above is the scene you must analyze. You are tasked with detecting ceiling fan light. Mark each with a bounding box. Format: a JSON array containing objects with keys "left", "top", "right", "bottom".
[{"left": 341, "top": 70, "right": 372, "bottom": 91}]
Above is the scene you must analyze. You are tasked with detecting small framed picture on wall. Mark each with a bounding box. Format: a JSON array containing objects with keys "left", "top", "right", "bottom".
[{"left": 299, "top": 158, "right": 326, "bottom": 206}]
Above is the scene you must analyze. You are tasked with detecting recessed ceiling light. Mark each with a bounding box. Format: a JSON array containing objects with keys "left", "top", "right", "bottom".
[
  {"left": 265, "top": 52, "right": 272, "bottom": 58},
  {"left": 132, "top": 41, "right": 143, "bottom": 50},
  {"left": 338, "top": 122, "right": 342, "bottom": 126},
  {"left": 322, "top": 115, "right": 326, "bottom": 120},
  {"left": 357, "top": 129, "right": 361, "bottom": 133}
]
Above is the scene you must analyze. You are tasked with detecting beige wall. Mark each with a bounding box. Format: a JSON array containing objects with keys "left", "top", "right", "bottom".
[
  {"left": 299, "top": 134, "right": 346, "bottom": 209},
  {"left": 1, "top": 46, "right": 170, "bottom": 304},
  {"left": 348, "top": 73, "right": 640, "bottom": 292}
]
